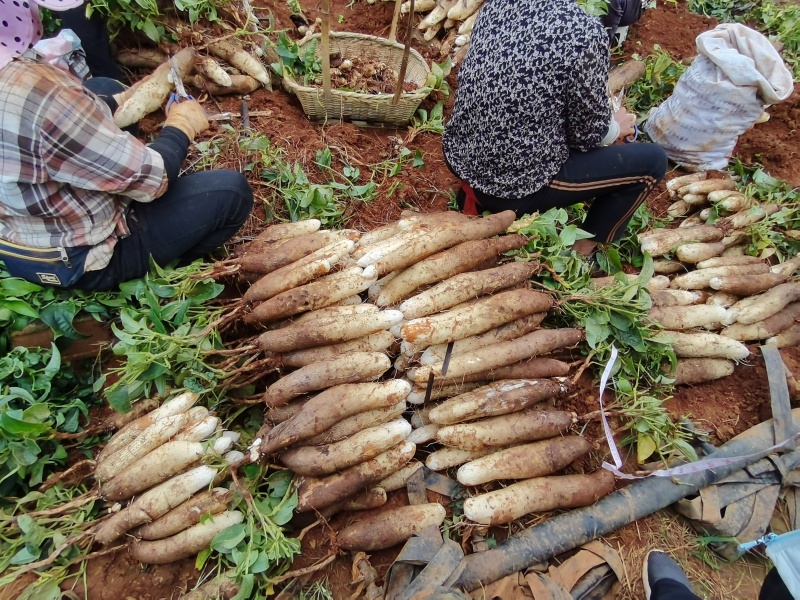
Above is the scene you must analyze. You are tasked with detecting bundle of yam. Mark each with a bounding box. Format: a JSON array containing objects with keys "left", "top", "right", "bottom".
[
  {"left": 91, "top": 392, "right": 244, "bottom": 564},
  {"left": 113, "top": 37, "right": 272, "bottom": 128},
  {"left": 399, "top": 0, "right": 484, "bottom": 60},
  {"left": 638, "top": 171, "right": 800, "bottom": 385}
]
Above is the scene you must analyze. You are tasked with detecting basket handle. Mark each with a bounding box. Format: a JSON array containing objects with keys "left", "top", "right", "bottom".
[
  {"left": 391, "top": 0, "right": 414, "bottom": 106},
  {"left": 321, "top": 0, "right": 332, "bottom": 105}
]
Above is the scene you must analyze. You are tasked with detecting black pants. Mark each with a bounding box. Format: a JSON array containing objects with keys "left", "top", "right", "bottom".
[
  {"left": 59, "top": 7, "right": 123, "bottom": 80},
  {"left": 651, "top": 567, "right": 791, "bottom": 600},
  {"left": 72, "top": 79, "right": 254, "bottom": 291},
  {"left": 463, "top": 143, "right": 667, "bottom": 244}
]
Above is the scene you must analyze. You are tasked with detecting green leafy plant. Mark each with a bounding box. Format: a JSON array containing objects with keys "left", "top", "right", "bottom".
[
  {"left": 577, "top": 0, "right": 610, "bottom": 17},
  {"left": 201, "top": 468, "right": 301, "bottom": 599},
  {"left": 510, "top": 208, "right": 684, "bottom": 462},
  {"left": 0, "top": 345, "right": 99, "bottom": 497},
  {"left": 86, "top": 0, "right": 223, "bottom": 43},
  {"left": 95, "top": 260, "right": 227, "bottom": 413},
  {"left": 626, "top": 46, "right": 688, "bottom": 116},
  {"left": 270, "top": 32, "right": 322, "bottom": 84},
  {"left": 424, "top": 57, "right": 453, "bottom": 98}
]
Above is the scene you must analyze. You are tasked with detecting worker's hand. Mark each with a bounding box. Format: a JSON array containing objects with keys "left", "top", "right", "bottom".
[
  {"left": 164, "top": 99, "right": 210, "bottom": 140},
  {"left": 613, "top": 106, "right": 636, "bottom": 141}
]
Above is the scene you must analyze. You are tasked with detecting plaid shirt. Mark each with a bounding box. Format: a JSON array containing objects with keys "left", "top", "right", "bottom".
[{"left": 0, "top": 59, "right": 168, "bottom": 271}]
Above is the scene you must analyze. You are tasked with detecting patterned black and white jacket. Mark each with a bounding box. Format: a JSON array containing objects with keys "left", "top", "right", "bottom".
[{"left": 442, "top": 0, "right": 616, "bottom": 199}]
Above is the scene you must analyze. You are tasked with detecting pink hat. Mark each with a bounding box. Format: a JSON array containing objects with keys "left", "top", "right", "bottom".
[
  {"left": 33, "top": 0, "right": 85, "bottom": 10},
  {"left": 0, "top": 1, "right": 42, "bottom": 70}
]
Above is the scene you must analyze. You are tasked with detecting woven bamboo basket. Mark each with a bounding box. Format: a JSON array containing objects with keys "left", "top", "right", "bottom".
[{"left": 283, "top": 31, "right": 433, "bottom": 125}]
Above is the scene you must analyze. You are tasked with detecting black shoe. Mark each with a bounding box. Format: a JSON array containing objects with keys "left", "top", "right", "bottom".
[
  {"left": 587, "top": 251, "right": 607, "bottom": 277},
  {"left": 643, "top": 550, "right": 695, "bottom": 600}
]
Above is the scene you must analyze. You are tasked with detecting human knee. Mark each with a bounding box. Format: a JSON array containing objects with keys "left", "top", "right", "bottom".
[
  {"left": 218, "top": 170, "right": 254, "bottom": 223},
  {"left": 645, "top": 143, "right": 669, "bottom": 181}
]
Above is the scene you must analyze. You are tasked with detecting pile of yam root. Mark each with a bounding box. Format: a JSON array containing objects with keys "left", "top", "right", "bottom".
[
  {"left": 642, "top": 171, "right": 800, "bottom": 385},
  {"left": 219, "top": 210, "right": 615, "bottom": 550},
  {"left": 396, "top": 0, "right": 484, "bottom": 61},
  {"left": 91, "top": 392, "right": 244, "bottom": 563}
]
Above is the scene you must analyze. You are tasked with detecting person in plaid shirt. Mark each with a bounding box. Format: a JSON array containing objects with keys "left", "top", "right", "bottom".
[{"left": 0, "top": 0, "right": 253, "bottom": 290}]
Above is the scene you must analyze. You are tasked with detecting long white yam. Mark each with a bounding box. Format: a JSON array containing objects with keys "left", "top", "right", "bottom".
[
  {"left": 771, "top": 256, "right": 800, "bottom": 279},
  {"left": 721, "top": 301, "right": 800, "bottom": 341},
  {"left": 709, "top": 272, "right": 786, "bottom": 296},
  {"left": 729, "top": 282, "right": 800, "bottom": 325},
  {"left": 261, "top": 380, "right": 410, "bottom": 455},
  {"left": 407, "top": 423, "right": 439, "bottom": 445},
  {"left": 653, "top": 331, "right": 749, "bottom": 360},
  {"left": 377, "top": 461, "right": 423, "bottom": 492},
  {"left": 262, "top": 352, "right": 391, "bottom": 407},
  {"left": 675, "top": 241, "right": 726, "bottom": 263},
  {"left": 409, "top": 328, "right": 583, "bottom": 384},
  {"left": 419, "top": 313, "right": 547, "bottom": 365},
  {"left": 648, "top": 305, "right": 731, "bottom": 330},
  {"left": 293, "top": 303, "right": 378, "bottom": 324},
  {"left": 173, "top": 415, "right": 220, "bottom": 442},
  {"left": 92, "top": 466, "right": 217, "bottom": 545},
  {"left": 720, "top": 203, "right": 780, "bottom": 229},
  {"left": 448, "top": 0, "right": 484, "bottom": 19},
  {"left": 650, "top": 290, "right": 704, "bottom": 307},
  {"left": 463, "top": 471, "right": 615, "bottom": 526},
  {"left": 428, "top": 379, "right": 566, "bottom": 425},
  {"left": 399, "top": 262, "right": 539, "bottom": 319},
  {"left": 100, "top": 440, "right": 205, "bottom": 501},
  {"left": 240, "top": 230, "right": 354, "bottom": 274},
  {"left": 243, "top": 239, "right": 354, "bottom": 302},
  {"left": 401, "top": 289, "right": 552, "bottom": 347},
  {"left": 258, "top": 309, "right": 401, "bottom": 353},
  {"left": 130, "top": 511, "right": 244, "bottom": 564},
  {"left": 376, "top": 235, "right": 528, "bottom": 306},
  {"left": 670, "top": 358, "right": 734, "bottom": 385},
  {"left": 296, "top": 441, "right": 416, "bottom": 511},
  {"left": 457, "top": 436, "right": 592, "bottom": 485},
  {"left": 97, "top": 392, "right": 199, "bottom": 463},
  {"left": 669, "top": 263, "right": 770, "bottom": 290},
  {"left": 245, "top": 266, "right": 378, "bottom": 324},
  {"left": 305, "top": 402, "right": 407, "bottom": 446},
  {"left": 280, "top": 330, "right": 396, "bottom": 367},
  {"left": 280, "top": 419, "right": 412, "bottom": 476},
  {"left": 426, "top": 446, "right": 497, "bottom": 471},
  {"left": 208, "top": 39, "right": 271, "bottom": 87},
  {"left": 355, "top": 227, "right": 429, "bottom": 267},
  {"left": 406, "top": 382, "right": 485, "bottom": 405},
  {"left": 666, "top": 172, "right": 708, "bottom": 192},
  {"left": 252, "top": 220, "right": 321, "bottom": 244},
  {"left": 95, "top": 413, "right": 190, "bottom": 482},
  {"left": 372, "top": 211, "right": 517, "bottom": 276},
  {"left": 707, "top": 291, "right": 739, "bottom": 308},
  {"left": 136, "top": 488, "right": 233, "bottom": 540},
  {"left": 418, "top": 0, "right": 457, "bottom": 29},
  {"left": 114, "top": 48, "right": 196, "bottom": 128},
  {"left": 639, "top": 225, "right": 723, "bottom": 256},
  {"left": 196, "top": 57, "right": 232, "bottom": 87},
  {"left": 696, "top": 255, "right": 764, "bottom": 269},
  {"left": 338, "top": 504, "right": 446, "bottom": 551},
  {"left": 457, "top": 9, "right": 480, "bottom": 34},
  {"left": 462, "top": 357, "right": 571, "bottom": 383},
  {"left": 436, "top": 410, "right": 573, "bottom": 451},
  {"left": 766, "top": 323, "right": 800, "bottom": 348}
]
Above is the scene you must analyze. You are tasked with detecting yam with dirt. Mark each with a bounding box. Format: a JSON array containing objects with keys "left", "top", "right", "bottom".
[
  {"left": 436, "top": 410, "right": 573, "bottom": 451},
  {"left": 428, "top": 379, "right": 566, "bottom": 425},
  {"left": 337, "top": 503, "right": 447, "bottom": 551},
  {"left": 399, "top": 261, "right": 540, "bottom": 319},
  {"left": 463, "top": 470, "right": 615, "bottom": 526},
  {"left": 260, "top": 379, "right": 410, "bottom": 455},
  {"left": 136, "top": 488, "right": 233, "bottom": 540},
  {"left": 652, "top": 331, "right": 749, "bottom": 360},
  {"left": 457, "top": 436, "right": 592, "bottom": 485},
  {"left": 668, "top": 358, "right": 735, "bottom": 385},
  {"left": 296, "top": 441, "right": 416, "bottom": 512},
  {"left": 262, "top": 351, "right": 391, "bottom": 407},
  {"left": 409, "top": 328, "right": 583, "bottom": 384}
]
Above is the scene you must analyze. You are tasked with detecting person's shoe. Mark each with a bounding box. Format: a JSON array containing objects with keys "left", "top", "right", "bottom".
[
  {"left": 586, "top": 251, "right": 607, "bottom": 277},
  {"left": 642, "top": 550, "right": 695, "bottom": 599}
]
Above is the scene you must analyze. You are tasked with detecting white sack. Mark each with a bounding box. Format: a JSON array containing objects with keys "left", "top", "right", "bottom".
[{"left": 644, "top": 23, "right": 793, "bottom": 172}]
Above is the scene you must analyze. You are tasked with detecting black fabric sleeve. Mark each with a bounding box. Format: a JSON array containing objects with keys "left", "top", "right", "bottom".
[{"left": 147, "top": 127, "right": 190, "bottom": 185}]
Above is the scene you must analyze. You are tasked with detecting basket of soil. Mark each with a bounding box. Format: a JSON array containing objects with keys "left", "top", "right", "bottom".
[{"left": 282, "top": 0, "right": 432, "bottom": 125}]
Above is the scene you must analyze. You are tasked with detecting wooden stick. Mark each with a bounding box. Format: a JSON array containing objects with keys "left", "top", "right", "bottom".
[
  {"left": 321, "top": 0, "right": 332, "bottom": 106},
  {"left": 392, "top": 0, "right": 414, "bottom": 106},
  {"left": 389, "top": 0, "right": 403, "bottom": 42}
]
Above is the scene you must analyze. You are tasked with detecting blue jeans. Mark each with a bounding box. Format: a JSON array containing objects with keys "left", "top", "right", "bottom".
[
  {"left": 75, "top": 170, "right": 253, "bottom": 291},
  {"left": 75, "top": 78, "right": 253, "bottom": 291}
]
